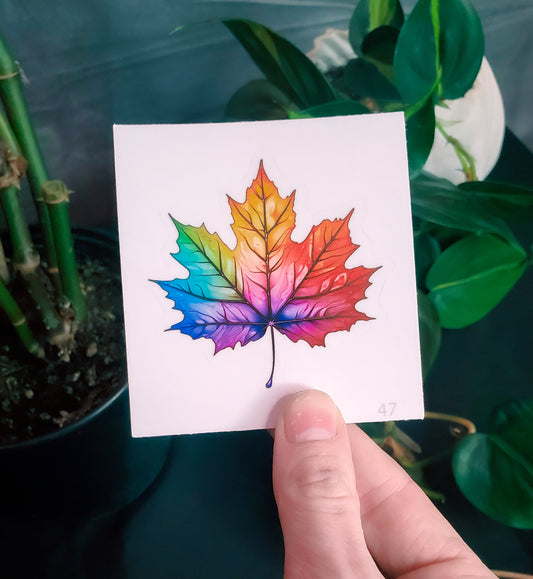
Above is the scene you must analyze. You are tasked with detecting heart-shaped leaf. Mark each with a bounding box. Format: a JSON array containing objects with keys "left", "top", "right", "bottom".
[
  {"left": 393, "top": 0, "right": 438, "bottom": 107},
  {"left": 453, "top": 400, "right": 533, "bottom": 529},
  {"left": 224, "top": 19, "right": 335, "bottom": 109},
  {"left": 393, "top": 0, "right": 484, "bottom": 106},
  {"left": 438, "top": 0, "right": 484, "bottom": 99},
  {"left": 426, "top": 234, "right": 527, "bottom": 328}
]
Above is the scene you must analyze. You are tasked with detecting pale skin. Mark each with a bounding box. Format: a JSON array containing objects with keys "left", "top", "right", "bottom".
[{"left": 272, "top": 390, "right": 497, "bottom": 579}]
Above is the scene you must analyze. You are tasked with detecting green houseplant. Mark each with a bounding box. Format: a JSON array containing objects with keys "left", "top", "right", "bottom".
[
  {"left": 0, "top": 29, "right": 168, "bottom": 519},
  {"left": 219, "top": 0, "right": 533, "bottom": 538}
]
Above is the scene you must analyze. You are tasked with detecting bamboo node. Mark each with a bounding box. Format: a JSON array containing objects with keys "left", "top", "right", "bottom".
[
  {"left": 0, "top": 70, "right": 19, "bottom": 80},
  {"left": 42, "top": 180, "right": 72, "bottom": 204},
  {"left": 15, "top": 249, "right": 41, "bottom": 275}
]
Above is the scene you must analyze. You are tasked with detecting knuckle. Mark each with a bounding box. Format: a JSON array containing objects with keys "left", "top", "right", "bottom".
[{"left": 287, "top": 452, "right": 356, "bottom": 513}]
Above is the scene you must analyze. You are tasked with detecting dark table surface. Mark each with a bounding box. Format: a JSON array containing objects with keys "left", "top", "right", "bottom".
[{"left": 1, "top": 131, "right": 532, "bottom": 578}]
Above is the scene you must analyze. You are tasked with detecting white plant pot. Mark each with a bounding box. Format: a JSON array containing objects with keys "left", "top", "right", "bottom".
[{"left": 308, "top": 29, "right": 505, "bottom": 183}]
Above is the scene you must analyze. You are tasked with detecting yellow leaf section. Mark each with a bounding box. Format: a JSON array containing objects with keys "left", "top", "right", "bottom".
[
  {"left": 229, "top": 160, "right": 295, "bottom": 258},
  {"left": 228, "top": 160, "right": 296, "bottom": 315}
]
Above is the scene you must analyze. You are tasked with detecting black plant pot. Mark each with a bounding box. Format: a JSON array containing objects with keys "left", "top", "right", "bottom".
[
  {"left": 0, "top": 229, "right": 171, "bottom": 520},
  {"left": 0, "top": 383, "right": 170, "bottom": 520}
]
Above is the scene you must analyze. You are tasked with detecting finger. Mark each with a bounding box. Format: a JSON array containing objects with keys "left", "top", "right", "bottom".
[
  {"left": 347, "top": 424, "right": 496, "bottom": 578},
  {"left": 273, "top": 390, "right": 383, "bottom": 579}
]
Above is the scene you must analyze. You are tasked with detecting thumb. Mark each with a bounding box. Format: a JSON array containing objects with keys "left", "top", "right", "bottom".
[{"left": 272, "top": 390, "right": 382, "bottom": 579}]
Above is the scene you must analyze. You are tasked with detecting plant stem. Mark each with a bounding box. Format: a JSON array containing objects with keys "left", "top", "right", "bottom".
[
  {"left": 0, "top": 95, "right": 63, "bottom": 333},
  {"left": 436, "top": 120, "right": 478, "bottom": 181},
  {"left": 0, "top": 237, "right": 9, "bottom": 284},
  {"left": 0, "top": 31, "right": 59, "bottom": 284},
  {"left": 0, "top": 108, "right": 25, "bottom": 178},
  {"left": 430, "top": 0, "right": 442, "bottom": 98},
  {"left": 412, "top": 448, "right": 452, "bottom": 469},
  {"left": 0, "top": 110, "right": 33, "bottom": 271},
  {"left": 42, "top": 180, "right": 86, "bottom": 322},
  {"left": 424, "top": 411, "right": 476, "bottom": 435},
  {"left": 0, "top": 277, "right": 43, "bottom": 357},
  {"left": 0, "top": 183, "right": 60, "bottom": 332},
  {"left": 492, "top": 572, "right": 533, "bottom": 579}
]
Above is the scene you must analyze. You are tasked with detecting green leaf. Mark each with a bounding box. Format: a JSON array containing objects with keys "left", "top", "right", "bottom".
[
  {"left": 459, "top": 180, "right": 533, "bottom": 205},
  {"left": 406, "top": 98, "right": 435, "bottom": 176},
  {"left": 224, "top": 79, "right": 295, "bottom": 121},
  {"left": 361, "top": 26, "right": 400, "bottom": 68},
  {"left": 438, "top": 0, "right": 484, "bottom": 99},
  {"left": 393, "top": 0, "right": 484, "bottom": 106},
  {"left": 414, "top": 233, "right": 441, "bottom": 286},
  {"left": 453, "top": 400, "right": 533, "bottom": 529},
  {"left": 393, "top": 0, "right": 438, "bottom": 106},
  {"left": 429, "top": 225, "right": 467, "bottom": 251},
  {"left": 288, "top": 100, "right": 370, "bottom": 119},
  {"left": 417, "top": 290, "right": 441, "bottom": 378},
  {"left": 458, "top": 180, "right": 533, "bottom": 222},
  {"left": 410, "top": 172, "right": 520, "bottom": 248},
  {"left": 224, "top": 19, "right": 335, "bottom": 109},
  {"left": 349, "top": 0, "right": 404, "bottom": 56},
  {"left": 341, "top": 58, "right": 401, "bottom": 103},
  {"left": 426, "top": 234, "right": 527, "bottom": 328}
]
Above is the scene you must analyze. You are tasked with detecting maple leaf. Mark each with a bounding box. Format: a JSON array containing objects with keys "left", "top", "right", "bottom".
[{"left": 155, "top": 161, "right": 379, "bottom": 388}]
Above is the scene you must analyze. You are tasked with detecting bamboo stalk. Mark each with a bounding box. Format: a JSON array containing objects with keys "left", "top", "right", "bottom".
[
  {"left": 42, "top": 180, "right": 86, "bottom": 322},
  {"left": 0, "top": 183, "right": 60, "bottom": 332},
  {"left": 0, "top": 237, "right": 9, "bottom": 284},
  {"left": 0, "top": 159, "right": 35, "bottom": 267},
  {"left": 0, "top": 108, "right": 61, "bottom": 332},
  {"left": 0, "top": 32, "right": 59, "bottom": 283},
  {"left": 0, "top": 277, "right": 43, "bottom": 357}
]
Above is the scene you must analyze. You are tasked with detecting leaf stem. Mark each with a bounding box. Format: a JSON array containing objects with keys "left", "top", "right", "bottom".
[
  {"left": 436, "top": 120, "right": 478, "bottom": 181},
  {"left": 266, "top": 324, "right": 275, "bottom": 388},
  {"left": 492, "top": 571, "right": 533, "bottom": 579},
  {"left": 424, "top": 411, "right": 476, "bottom": 435},
  {"left": 430, "top": 0, "right": 442, "bottom": 98},
  {"left": 412, "top": 448, "right": 452, "bottom": 469}
]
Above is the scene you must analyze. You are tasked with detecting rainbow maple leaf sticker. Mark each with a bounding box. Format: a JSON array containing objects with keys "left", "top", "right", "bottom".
[{"left": 155, "top": 161, "right": 379, "bottom": 388}]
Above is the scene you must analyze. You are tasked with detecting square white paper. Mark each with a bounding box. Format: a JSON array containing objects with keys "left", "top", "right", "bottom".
[{"left": 113, "top": 114, "right": 423, "bottom": 437}]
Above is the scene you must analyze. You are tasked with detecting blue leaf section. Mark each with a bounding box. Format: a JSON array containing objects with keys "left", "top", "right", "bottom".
[{"left": 156, "top": 281, "right": 266, "bottom": 352}]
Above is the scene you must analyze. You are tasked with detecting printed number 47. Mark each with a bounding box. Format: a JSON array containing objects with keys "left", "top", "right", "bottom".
[{"left": 378, "top": 402, "right": 396, "bottom": 417}]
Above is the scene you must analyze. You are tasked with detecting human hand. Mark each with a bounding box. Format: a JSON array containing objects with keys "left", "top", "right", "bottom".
[{"left": 272, "top": 390, "right": 496, "bottom": 578}]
